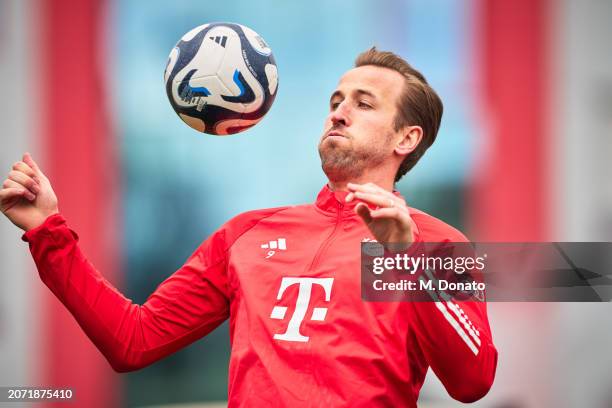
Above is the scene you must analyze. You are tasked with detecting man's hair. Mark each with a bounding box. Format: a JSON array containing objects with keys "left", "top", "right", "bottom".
[{"left": 355, "top": 47, "right": 443, "bottom": 182}]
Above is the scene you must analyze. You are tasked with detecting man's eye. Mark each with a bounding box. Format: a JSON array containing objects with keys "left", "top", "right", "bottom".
[
  {"left": 330, "top": 102, "right": 340, "bottom": 110},
  {"left": 358, "top": 101, "right": 372, "bottom": 109}
]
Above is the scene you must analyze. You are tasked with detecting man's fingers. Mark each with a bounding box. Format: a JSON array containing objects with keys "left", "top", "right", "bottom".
[
  {"left": 351, "top": 191, "right": 407, "bottom": 211},
  {"left": 369, "top": 207, "right": 405, "bottom": 219},
  {"left": 2, "top": 179, "right": 36, "bottom": 201},
  {"left": 348, "top": 182, "right": 382, "bottom": 194},
  {"left": 368, "top": 208, "right": 413, "bottom": 229},
  {"left": 348, "top": 182, "right": 389, "bottom": 195},
  {"left": 0, "top": 187, "right": 34, "bottom": 203},
  {"left": 3, "top": 179, "right": 22, "bottom": 190},
  {"left": 347, "top": 182, "right": 400, "bottom": 202},
  {"left": 3, "top": 179, "right": 36, "bottom": 201},
  {"left": 7, "top": 170, "right": 40, "bottom": 195},
  {"left": 12, "top": 161, "right": 37, "bottom": 180},
  {"left": 355, "top": 203, "right": 373, "bottom": 224},
  {"left": 22, "top": 153, "right": 44, "bottom": 178}
]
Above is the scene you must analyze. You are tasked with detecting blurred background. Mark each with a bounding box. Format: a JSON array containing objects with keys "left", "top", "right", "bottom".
[{"left": 1, "top": 0, "right": 612, "bottom": 407}]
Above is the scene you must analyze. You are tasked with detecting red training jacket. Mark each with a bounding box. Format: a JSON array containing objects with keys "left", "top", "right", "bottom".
[{"left": 23, "top": 185, "right": 497, "bottom": 407}]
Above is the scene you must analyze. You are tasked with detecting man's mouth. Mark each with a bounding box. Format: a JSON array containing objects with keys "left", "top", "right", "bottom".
[{"left": 326, "top": 130, "right": 346, "bottom": 139}]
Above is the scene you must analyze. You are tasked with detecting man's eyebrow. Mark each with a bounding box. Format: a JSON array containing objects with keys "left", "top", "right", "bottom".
[
  {"left": 329, "top": 89, "right": 376, "bottom": 103},
  {"left": 329, "top": 90, "right": 343, "bottom": 103},
  {"left": 355, "top": 89, "right": 376, "bottom": 99}
]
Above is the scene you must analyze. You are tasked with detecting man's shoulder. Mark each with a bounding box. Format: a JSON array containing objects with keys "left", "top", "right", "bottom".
[
  {"left": 225, "top": 205, "right": 294, "bottom": 231},
  {"left": 199, "top": 206, "right": 295, "bottom": 255},
  {"left": 221, "top": 203, "right": 313, "bottom": 239},
  {"left": 229, "top": 202, "right": 316, "bottom": 224},
  {"left": 408, "top": 207, "right": 469, "bottom": 242}
]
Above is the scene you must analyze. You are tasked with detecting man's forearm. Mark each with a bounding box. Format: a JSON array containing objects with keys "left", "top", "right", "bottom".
[{"left": 23, "top": 213, "right": 230, "bottom": 372}]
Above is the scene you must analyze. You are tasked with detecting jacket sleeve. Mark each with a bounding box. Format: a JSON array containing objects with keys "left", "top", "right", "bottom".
[
  {"left": 23, "top": 213, "right": 230, "bottom": 372},
  {"left": 409, "top": 241, "right": 498, "bottom": 403}
]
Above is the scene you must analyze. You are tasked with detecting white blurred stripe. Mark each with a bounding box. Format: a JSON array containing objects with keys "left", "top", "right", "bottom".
[
  {"left": 419, "top": 274, "right": 479, "bottom": 356},
  {"left": 431, "top": 288, "right": 479, "bottom": 356},
  {"left": 445, "top": 301, "right": 481, "bottom": 347},
  {"left": 0, "top": 0, "right": 42, "bottom": 397},
  {"left": 422, "top": 269, "right": 482, "bottom": 347}
]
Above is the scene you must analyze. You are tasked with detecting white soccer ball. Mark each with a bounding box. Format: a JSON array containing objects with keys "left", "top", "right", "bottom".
[{"left": 164, "top": 23, "right": 278, "bottom": 135}]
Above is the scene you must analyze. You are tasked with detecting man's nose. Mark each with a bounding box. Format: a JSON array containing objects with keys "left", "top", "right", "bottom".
[{"left": 330, "top": 101, "right": 351, "bottom": 127}]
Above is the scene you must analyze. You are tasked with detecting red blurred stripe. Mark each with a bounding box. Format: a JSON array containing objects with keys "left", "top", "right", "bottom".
[
  {"left": 471, "top": 0, "right": 551, "bottom": 240},
  {"left": 40, "top": 0, "right": 120, "bottom": 406}
]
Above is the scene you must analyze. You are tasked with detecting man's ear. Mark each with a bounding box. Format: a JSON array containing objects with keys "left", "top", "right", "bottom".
[{"left": 395, "top": 125, "right": 423, "bottom": 156}]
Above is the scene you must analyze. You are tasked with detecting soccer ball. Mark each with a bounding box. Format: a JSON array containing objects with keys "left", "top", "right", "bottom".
[{"left": 164, "top": 23, "right": 278, "bottom": 135}]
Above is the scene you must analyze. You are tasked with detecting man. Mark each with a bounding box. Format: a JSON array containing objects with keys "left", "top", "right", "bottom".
[{"left": 0, "top": 48, "right": 497, "bottom": 406}]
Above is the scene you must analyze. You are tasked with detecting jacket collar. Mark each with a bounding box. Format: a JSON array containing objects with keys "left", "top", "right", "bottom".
[{"left": 314, "top": 184, "right": 403, "bottom": 216}]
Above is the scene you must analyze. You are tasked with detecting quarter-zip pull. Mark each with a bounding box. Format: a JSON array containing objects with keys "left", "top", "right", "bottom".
[{"left": 306, "top": 201, "right": 345, "bottom": 273}]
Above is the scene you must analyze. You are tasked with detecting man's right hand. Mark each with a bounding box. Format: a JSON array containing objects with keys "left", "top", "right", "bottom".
[{"left": 0, "top": 153, "right": 59, "bottom": 232}]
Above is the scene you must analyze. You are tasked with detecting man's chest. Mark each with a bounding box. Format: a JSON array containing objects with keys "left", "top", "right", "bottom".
[{"left": 224, "top": 217, "right": 407, "bottom": 345}]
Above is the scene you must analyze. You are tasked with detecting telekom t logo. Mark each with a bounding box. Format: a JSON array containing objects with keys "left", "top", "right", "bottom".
[{"left": 270, "top": 277, "right": 334, "bottom": 342}]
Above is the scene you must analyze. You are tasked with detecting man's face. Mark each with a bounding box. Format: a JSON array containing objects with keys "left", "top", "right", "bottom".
[{"left": 318, "top": 65, "right": 405, "bottom": 181}]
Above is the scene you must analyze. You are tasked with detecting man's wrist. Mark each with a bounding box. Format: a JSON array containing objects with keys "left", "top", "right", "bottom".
[{"left": 23, "top": 211, "right": 59, "bottom": 232}]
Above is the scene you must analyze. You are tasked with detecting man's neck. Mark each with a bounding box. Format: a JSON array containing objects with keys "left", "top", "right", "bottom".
[{"left": 327, "top": 176, "right": 395, "bottom": 192}]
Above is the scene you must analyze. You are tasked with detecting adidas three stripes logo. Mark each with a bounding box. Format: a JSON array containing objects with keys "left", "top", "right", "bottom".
[{"left": 209, "top": 36, "right": 228, "bottom": 47}]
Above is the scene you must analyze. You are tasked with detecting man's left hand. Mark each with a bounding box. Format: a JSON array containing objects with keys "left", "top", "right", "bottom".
[{"left": 346, "top": 182, "right": 415, "bottom": 250}]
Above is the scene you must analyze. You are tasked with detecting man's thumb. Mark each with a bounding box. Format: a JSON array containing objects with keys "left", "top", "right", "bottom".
[{"left": 355, "top": 203, "right": 373, "bottom": 224}]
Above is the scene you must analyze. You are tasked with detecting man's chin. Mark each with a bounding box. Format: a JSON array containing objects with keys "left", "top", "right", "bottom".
[
  {"left": 319, "top": 153, "right": 360, "bottom": 181},
  {"left": 319, "top": 137, "right": 349, "bottom": 156},
  {"left": 319, "top": 146, "right": 345, "bottom": 164},
  {"left": 321, "top": 163, "right": 362, "bottom": 182}
]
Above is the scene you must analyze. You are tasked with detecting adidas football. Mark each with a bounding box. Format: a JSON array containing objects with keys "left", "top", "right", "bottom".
[{"left": 164, "top": 23, "right": 278, "bottom": 135}]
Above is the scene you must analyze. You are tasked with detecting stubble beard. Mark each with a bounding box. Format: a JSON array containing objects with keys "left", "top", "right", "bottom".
[{"left": 318, "top": 136, "right": 388, "bottom": 183}]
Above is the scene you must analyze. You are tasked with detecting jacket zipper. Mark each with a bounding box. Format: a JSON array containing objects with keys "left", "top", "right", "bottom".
[{"left": 307, "top": 201, "right": 344, "bottom": 272}]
